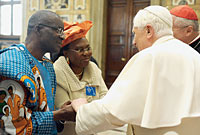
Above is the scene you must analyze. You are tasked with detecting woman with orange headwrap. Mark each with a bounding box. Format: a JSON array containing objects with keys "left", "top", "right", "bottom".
[{"left": 54, "top": 21, "right": 127, "bottom": 135}]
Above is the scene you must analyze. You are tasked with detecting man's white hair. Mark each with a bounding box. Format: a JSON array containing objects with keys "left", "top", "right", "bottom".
[
  {"left": 133, "top": 6, "right": 173, "bottom": 38},
  {"left": 172, "top": 15, "right": 199, "bottom": 32}
]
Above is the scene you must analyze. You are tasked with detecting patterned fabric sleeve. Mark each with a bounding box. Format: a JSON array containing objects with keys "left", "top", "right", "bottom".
[
  {"left": 0, "top": 45, "right": 58, "bottom": 134},
  {"left": 31, "top": 111, "right": 56, "bottom": 134}
]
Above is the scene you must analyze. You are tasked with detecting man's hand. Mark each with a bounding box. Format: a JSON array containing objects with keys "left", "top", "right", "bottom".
[
  {"left": 53, "top": 101, "right": 76, "bottom": 122},
  {"left": 61, "top": 100, "right": 71, "bottom": 109},
  {"left": 71, "top": 98, "right": 88, "bottom": 112}
]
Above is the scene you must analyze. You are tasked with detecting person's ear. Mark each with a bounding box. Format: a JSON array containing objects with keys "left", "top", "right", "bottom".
[
  {"left": 63, "top": 50, "right": 69, "bottom": 57},
  {"left": 63, "top": 50, "right": 70, "bottom": 64},
  {"left": 34, "top": 25, "right": 42, "bottom": 34},
  {"left": 146, "top": 25, "right": 153, "bottom": 38},
  {"left": 147, "top": 27, "right": 150, "bottom": 33},
  {"left": 185, "top": 26, "right": 193, "bottom": 36}
]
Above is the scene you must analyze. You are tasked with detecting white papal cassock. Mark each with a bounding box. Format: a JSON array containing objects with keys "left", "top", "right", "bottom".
[{"left": 75, "top": 35, "right": 200, "bottom": 135}]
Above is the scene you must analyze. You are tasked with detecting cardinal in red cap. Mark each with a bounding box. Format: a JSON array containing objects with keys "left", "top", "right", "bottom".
[{"left": 170, "top": 5, "right": 200, "bottom": 53}]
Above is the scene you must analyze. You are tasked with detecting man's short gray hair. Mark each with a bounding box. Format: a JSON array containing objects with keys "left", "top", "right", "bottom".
[
  {"left": 27, "top": 10, "right": 61, "bottom": 35},
  {"left": 172, "top": 15, "right": 199, "bottom": 31}
]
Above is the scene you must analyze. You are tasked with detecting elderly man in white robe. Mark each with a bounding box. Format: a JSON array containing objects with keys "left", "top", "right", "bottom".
[{"left": 71, "top": 5, "right": 200, "bottom": 135}]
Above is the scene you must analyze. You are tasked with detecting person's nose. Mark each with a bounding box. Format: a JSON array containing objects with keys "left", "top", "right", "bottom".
[
  {"left": 132, "top": 37, "right": 136, "bottom": 46},
  {"left": 83, "top": 50, "right": 90, "bottom": 55}
]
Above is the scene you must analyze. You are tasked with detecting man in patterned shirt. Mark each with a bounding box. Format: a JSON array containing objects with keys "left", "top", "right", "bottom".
[{"left": 0, "top": 10, "right": 75, "bottom": 134}]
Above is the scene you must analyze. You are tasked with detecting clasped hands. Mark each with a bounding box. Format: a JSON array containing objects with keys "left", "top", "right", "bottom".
[{"left": 54, "top": 98, "right": 87, "bottom": 122}]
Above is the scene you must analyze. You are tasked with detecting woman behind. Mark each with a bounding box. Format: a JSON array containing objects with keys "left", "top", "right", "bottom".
[{"left": 54, "top": 21, "right": 127, "bottom": 135}]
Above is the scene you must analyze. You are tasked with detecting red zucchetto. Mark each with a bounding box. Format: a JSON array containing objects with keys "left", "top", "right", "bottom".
[
  {"left": 62, "top": 21, "right": 93, "bottom": 47},
  {"left": 170, "top": 5, "right": 198, "bottom": 20}
]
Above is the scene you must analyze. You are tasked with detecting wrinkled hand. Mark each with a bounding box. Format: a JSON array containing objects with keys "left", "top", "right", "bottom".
[
  {"left": 53, "top": 101, "right": 76, "bottom": 122},
  {"left": 71, "top": 98, "right": 88, "bottom": 112}
]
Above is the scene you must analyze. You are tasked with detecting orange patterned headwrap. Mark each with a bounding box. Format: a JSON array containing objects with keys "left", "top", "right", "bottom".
[{"left": 62, "top": 21, "right": 93, "bottom": 47}]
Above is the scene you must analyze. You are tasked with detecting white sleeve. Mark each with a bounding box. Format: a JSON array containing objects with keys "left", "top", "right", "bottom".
[{"left": 76, "top": 100, "right": 126, "bottom": 135}]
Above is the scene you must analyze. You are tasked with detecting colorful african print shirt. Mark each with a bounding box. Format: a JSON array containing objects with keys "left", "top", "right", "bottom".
[{"left": 0, "top": 44, "right": 57, "bottom": 135}]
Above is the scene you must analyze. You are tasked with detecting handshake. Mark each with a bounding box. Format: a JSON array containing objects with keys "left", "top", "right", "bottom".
[{"left": 53, "top": 98, "right": 88, "bottom": 122}]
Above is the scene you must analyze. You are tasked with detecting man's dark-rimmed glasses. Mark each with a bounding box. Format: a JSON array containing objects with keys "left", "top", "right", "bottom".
[{"left": 38, "top": 24, "right": 65, "bottom": 40}]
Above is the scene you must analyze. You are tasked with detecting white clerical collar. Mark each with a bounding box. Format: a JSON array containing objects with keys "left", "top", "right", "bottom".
[
  {"left": 189, "top": 34, "right": 200, "bottom": 44},
  {"left": 152, "top": 35, "right": 174, "bottom": 47}
]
